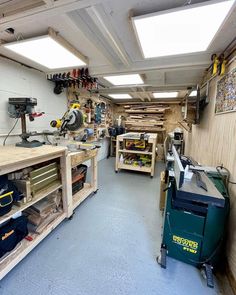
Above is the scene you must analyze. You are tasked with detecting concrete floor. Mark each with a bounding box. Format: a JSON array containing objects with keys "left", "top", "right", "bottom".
[{"left": 0, "top": 159, "right": 224, "bottom": 295}]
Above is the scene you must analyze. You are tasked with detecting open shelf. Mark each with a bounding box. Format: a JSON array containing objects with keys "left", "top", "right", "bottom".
[
  {"left": 72, "top": 183, "right": 94, "bottom": 210},
  {"left": 0, "top": 212, "right": 66, "bottom": 280},
  {"left": 0, "top": 181, "right": 62, "bottom": 226},
  {"left": 118, "top": 149, "right": 152, "bottom": 155},
  {"left": 117, "top": 163, "right": 151, "bottom": 173}
]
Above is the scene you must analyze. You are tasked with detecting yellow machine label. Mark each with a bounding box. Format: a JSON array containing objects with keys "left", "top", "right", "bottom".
[
  {"left": 172, "top": 235, "right": 198, "bottom": 254},
  {"left": 2, "top": 230, "right": 14, "bottom": 241}
]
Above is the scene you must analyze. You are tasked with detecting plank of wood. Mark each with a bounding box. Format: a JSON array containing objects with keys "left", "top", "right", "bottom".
[
  {"left": 125, "top": 110, "right": 166, "bottom": 114},
  {"left": 0, "top": 146, "right": 66, "bottom": 175},
  {"left": 73, "top": 183, "right": 94, "bottom": 210},
  {"left": 118, "top": 163, "right": 151, "bottom": 173},
  {"left": 127, "top": 127, "right": 166, "bottom": 131}
]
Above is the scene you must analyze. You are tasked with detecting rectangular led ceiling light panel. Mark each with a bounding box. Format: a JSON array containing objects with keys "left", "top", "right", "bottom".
[
  {"left": 104, "top": 74, "right": 143, "bottom": 86},
  {"left": 132, "top": 0, "right": 234, "bottom": 58},
  {"left": 153, "top": 92, "right": 178, "bottom": 98},
  {"left": 109, "top": 94, "right": 132, "bottom": 99},
  {"left": 4, "top": 35, "right": 87, "bottom": 69}
]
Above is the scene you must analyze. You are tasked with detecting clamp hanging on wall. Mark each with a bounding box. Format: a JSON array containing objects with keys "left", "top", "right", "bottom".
[{"left": 47, "top": 68, "right": 99, "bottom": 94}]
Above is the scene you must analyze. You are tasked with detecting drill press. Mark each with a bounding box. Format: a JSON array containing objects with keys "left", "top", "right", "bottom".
[{"left": 8, "top": 97, "right": 44, "bottom": 148}]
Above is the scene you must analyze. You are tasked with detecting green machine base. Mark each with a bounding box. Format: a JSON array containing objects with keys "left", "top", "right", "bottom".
[{"left": 158, "top": 172, "right": 229, "bottom": 288}]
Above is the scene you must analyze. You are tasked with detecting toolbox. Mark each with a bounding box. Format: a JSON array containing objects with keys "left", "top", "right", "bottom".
[
  {"left": 29, "top": 162, "right": 60, "bottom": 196},
  {"left": 125, "top": 139, "right": 146, "bottom": 151},
  {"left": 0, "top": 176, "right": 23, "bottom": 216},
  {"left": 0, "top": 216, "right": 28, "bottom": 258},
  {"left": 72, "top": 164, "right": 87, "bottom": 195}
]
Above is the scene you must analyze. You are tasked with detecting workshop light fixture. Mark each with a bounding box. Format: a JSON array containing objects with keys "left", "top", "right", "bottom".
[
  {"left": 153, "top": 92, "right": 178, "bottom": 98},
  {"left": 132, "top": 0, "right": 234, "bottom": 58},
  {"left": 189, "top": 90, "right": 197, "bottom": 97},
  {"left": 3, "top": 28, "right": 87, "bottom": 69},
  {"left": 104, "top": 74, "right": 144, "bottom": 86},
  {"left": 109, "top": 94, "right": 132, "bottom": 99}
]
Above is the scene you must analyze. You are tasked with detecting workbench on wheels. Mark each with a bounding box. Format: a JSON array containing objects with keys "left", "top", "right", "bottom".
[
  {"left": 0, "top": 145, "right": 98, "bottom": 280},
  {"left": 115, "top": 132, "right": 157, "bottom": 177}
]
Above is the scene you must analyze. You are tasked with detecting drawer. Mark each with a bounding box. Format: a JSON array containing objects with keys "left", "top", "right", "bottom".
[{"left": 71, "top": 149, "right": 97, "bottom": 167}]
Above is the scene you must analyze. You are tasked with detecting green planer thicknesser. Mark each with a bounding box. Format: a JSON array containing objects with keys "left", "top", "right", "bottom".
[{"left": 158, "top": 146, "right": 229, "bottom": 288}]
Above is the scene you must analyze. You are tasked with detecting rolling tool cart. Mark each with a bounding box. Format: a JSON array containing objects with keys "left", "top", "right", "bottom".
[{"left": 157, "top": 147, "right": 229, "bottom": 288}]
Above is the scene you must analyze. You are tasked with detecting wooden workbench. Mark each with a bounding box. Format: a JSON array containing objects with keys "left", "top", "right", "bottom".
[
  {"left": 115, "top": 133, "right": 157, "bottom": 177},
  {"left": 68, "top": 148, "right": 98, "bottom": 215},
  {"left": 0, "top": 145, "right": 98, "bottom": 280}
]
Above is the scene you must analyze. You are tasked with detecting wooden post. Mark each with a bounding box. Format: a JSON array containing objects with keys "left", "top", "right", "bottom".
[
  {"left": 115, "top": 136, "right": 120, "bottom": 172},
  {"left": 151, "top": 136, "right": 157, "bottom": 177},
  {"left": 60, "top": 152, "right": 73, "bottom": 218},
  {"left": 91, "top": 154, "right": 98, "bottom": 192}
]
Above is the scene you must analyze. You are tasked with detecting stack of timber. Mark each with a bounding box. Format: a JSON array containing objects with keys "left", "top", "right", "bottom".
[{"left": 124, "top": 104, "right": 169, "bottom": 132}]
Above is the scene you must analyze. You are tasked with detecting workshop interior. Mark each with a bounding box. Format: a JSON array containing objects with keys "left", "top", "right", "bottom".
[{"left": 0, "top": 0, "right": 235, "bottom": 294}]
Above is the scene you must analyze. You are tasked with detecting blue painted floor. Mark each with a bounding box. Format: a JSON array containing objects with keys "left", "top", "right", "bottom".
[{"left": 0, "top": 159, "right": 223, "bottom": 295}]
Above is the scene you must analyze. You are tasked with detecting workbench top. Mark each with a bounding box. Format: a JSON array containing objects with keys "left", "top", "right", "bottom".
[
  {"left": 0, "top": 145, "right": 67, "bottom": 174},
  {"left": 118, "top": 132, "right": 157, "bottom": 140}
]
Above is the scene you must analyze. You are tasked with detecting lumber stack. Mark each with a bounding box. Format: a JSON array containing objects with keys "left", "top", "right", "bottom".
[
  {"left": 123, "top": 104, "right": 169, "bottom": 132},
  {"left": 25, "top": 191, "right": 62, "bottom": 234}
]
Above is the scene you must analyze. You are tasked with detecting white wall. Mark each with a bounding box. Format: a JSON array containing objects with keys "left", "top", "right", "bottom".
[
  {"left": 0, "top": 57, "right": 67, "bottom": 145},
  {"left": 0, "top": 57, "right": 109, "bottom": 162}
]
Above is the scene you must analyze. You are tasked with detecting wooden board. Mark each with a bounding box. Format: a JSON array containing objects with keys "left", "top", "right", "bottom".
[
  {"left": 125, "top": 110, "right": 166, "bottom": 114},
  {"left": 114, "top": 103, "right": 182, "bottom": 150},
  {"left": 70, "top": 149, "right": 97, "bottom": 167},
  {"left": 184, "top": 59, "right": 236, "bottom": 280},
  {"left": 0, "top": 145, "right": 66, "bottom": 175},
  {"left": 73, "top": 183, "right": 94, "bottom": 210},
  {"left": 118, "top": 149, "right": 152, "bottom": 155},
  {"left": 117, "top": 163, "right": 151, "bottom": 173},
  {"left": 159, "top": 171, "right": 166, "bottom": 211}
]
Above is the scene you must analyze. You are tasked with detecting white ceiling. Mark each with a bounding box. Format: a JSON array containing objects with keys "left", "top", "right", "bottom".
[{"left": 0, "top": 0, "right": 235, "bottom": 101}]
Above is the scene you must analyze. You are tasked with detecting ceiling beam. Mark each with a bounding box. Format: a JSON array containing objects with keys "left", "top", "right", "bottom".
[
  {"left": 65, "top": 12, "right": 120, "bottom": 66},
  {"left": 115, "top": 100, "right": 181, "bottom": 105},
  {"left": 48, "top": 27, "right": 88, "bottom": 65},
  {"left": 85, "top": 5, "right": 131, "bottom": 67},
  {"left": 96, "top": 84, "right": 196, "bottom": 94},
  {"left": 0, "top": 0, "right": 99, "bottom": 29},
  {"left": 89, "top": 58, "right": 210, "bottom": 77}
]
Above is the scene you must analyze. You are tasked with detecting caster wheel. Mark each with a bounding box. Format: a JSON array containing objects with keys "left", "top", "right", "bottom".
[
  {"left": 68, "top": 212, "right": 75, "bottom": 220},
  {"left": 150, "top": 176, "right": 153, "bottom": 179},
  {"left": 94, "top": 190, "right": 98, "bottom": 194},
  {"left": 115, "top": 170, "right": 118, "bottom": 173}
]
